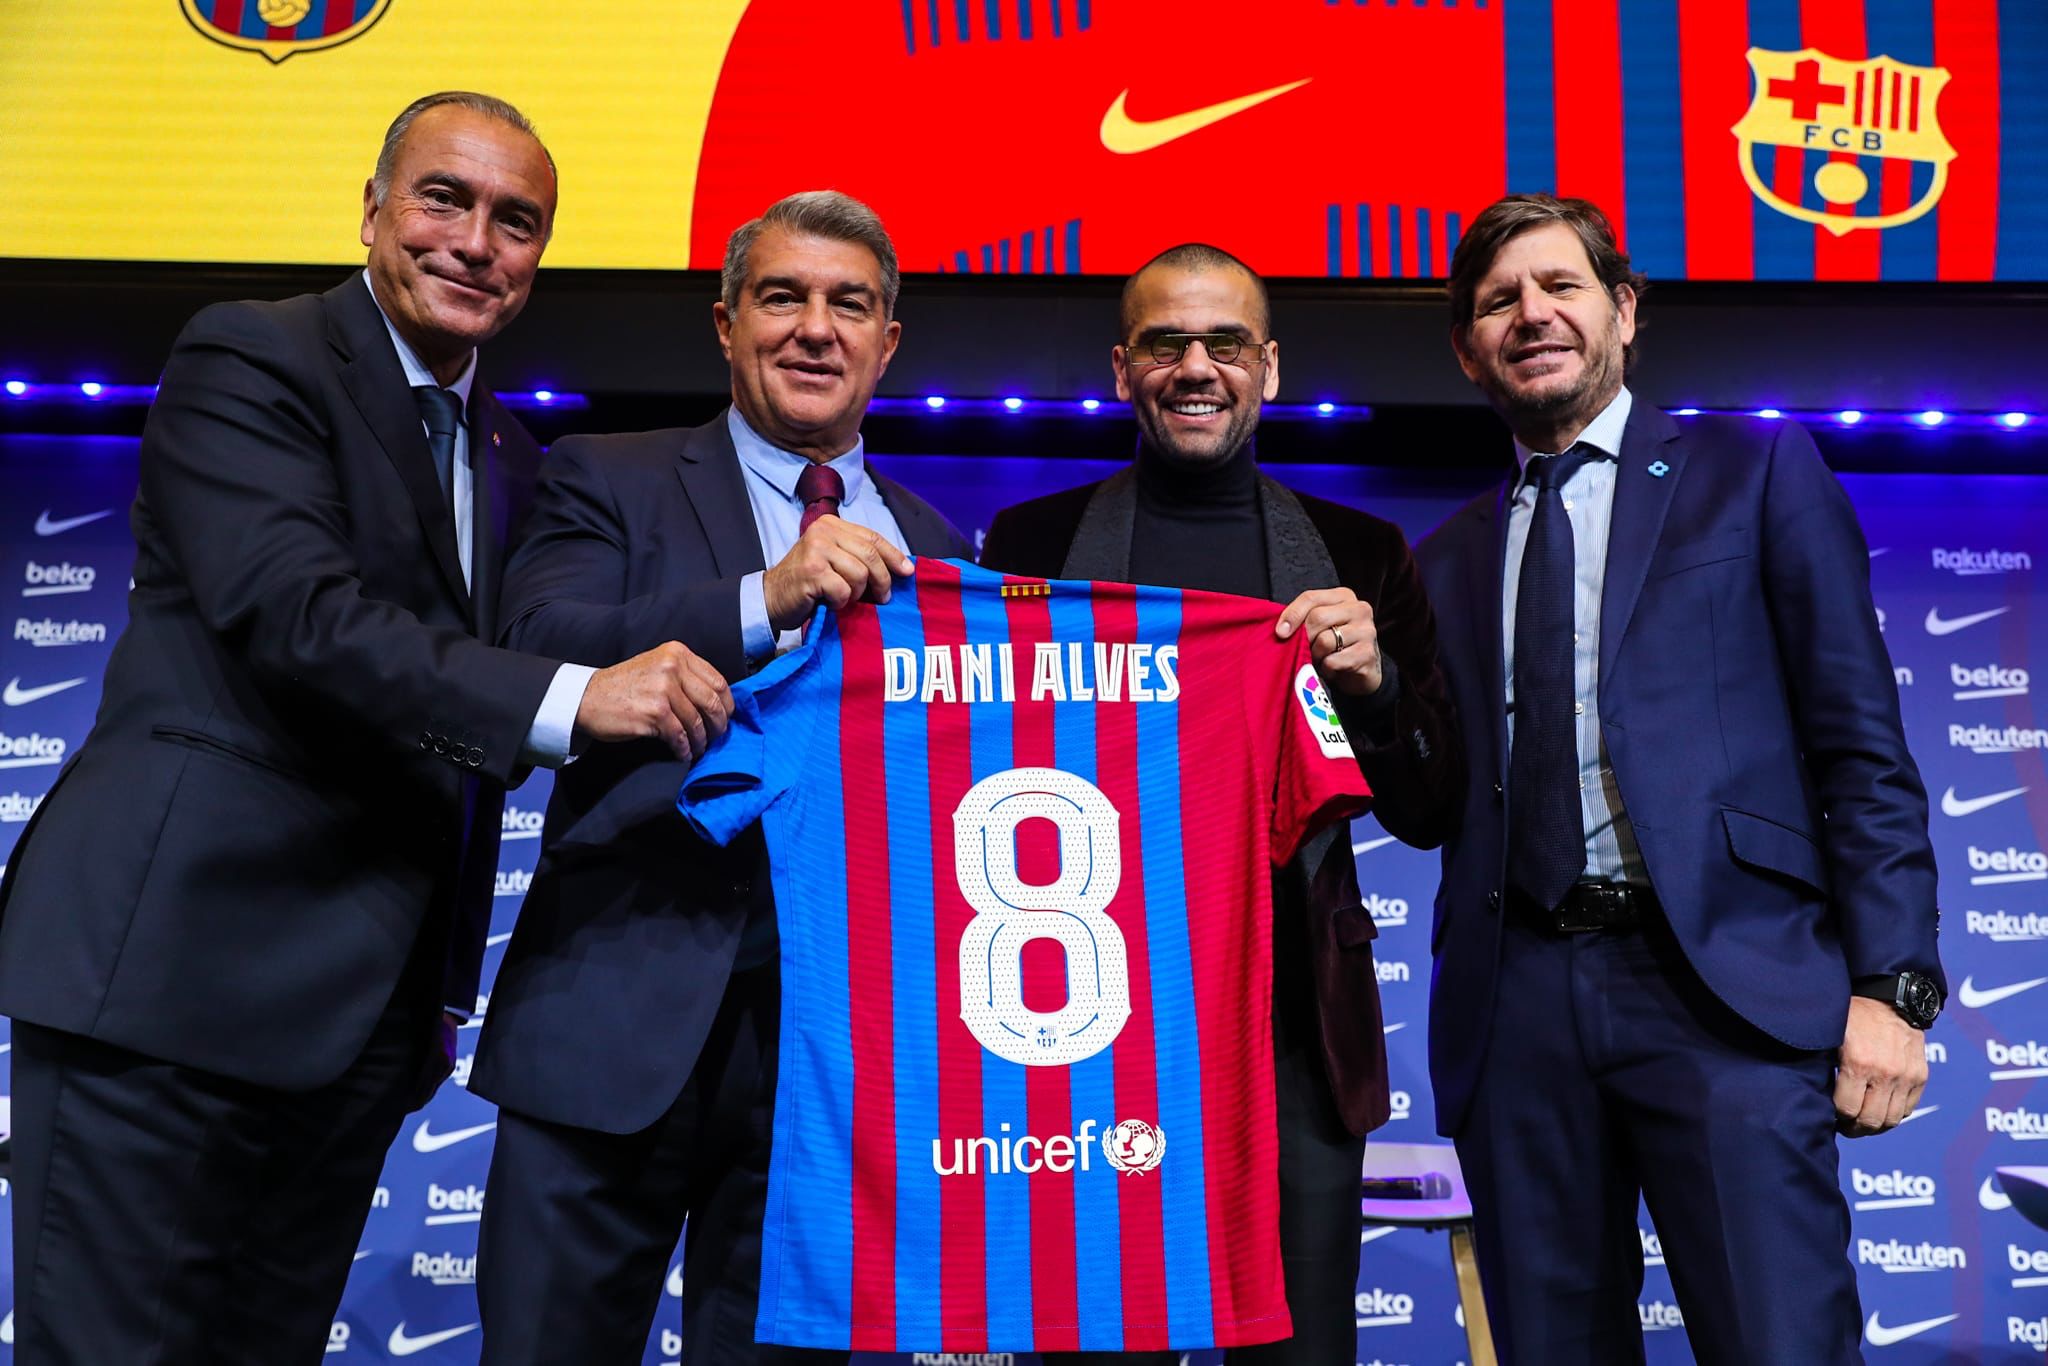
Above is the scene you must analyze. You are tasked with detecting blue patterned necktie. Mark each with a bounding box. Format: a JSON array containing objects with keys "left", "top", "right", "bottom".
[
  {"left": 413, "top": 385, "right": 463, "bottom": 509},
  {"left": 1507, "top": 446, "right": 1597, "bottom": 911}
]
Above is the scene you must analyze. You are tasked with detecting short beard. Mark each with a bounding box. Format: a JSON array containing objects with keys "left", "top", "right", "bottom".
[{"left": 1137, "top": 403, "right": 1260, "bottom": 467}]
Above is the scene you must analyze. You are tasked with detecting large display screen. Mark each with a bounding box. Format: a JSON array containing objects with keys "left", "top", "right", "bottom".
[{"left": 3, "top": 0, "right": 2042, "bottom": 280}]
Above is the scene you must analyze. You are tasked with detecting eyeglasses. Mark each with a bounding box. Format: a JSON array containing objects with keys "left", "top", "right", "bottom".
[{"left": 1122, "top": 332, "right": 1270, "bottom": 368}]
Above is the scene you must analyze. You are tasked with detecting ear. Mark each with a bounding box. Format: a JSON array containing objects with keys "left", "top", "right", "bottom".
[
  {"left": 713, "top": 301, "right": 735, "bottom": 363},
  {"left": 1111, "top": 344, "right": 1133, "bottom": 403},
  {"left": 1450, "top": 324, "right": 1482, "bottom": 385},
  {"left": 360, "top": 178, "right": 378, "bottom": 250},
  {"left": 1613, "top": 283, "right": 1638, "bottom": 349},
  {"left": 876, "top": 318, "right": 902, "bottom": 377},
  {"left": 1261, "top": 339, "right": 1280, "bottom": 402}
]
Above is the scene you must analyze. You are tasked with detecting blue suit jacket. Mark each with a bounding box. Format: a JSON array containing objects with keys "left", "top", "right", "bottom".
[
  {"left": 1415, "top": 405, "right": 1943, "bottom": 1137},
  {"left": 471, "top": 413, "right": 974, "bottom": 1134}
]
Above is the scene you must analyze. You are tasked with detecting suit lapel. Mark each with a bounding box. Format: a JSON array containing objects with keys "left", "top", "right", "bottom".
[
  {"left": 1259, "top": 475, "right": 1340, "bottom": 603},
  {"left": 325, "top": 280, "right": 470, "bottom": 609},
  {"left": 1469, "top": 476, "right": 1514, "bottom": 783},
  {"left": 1598, "top": 404, "right": 1685, "bottom": 690},
  {"left": 868, "top": 469, "right": 952, "bottom": 559},
  {"left": 1060, "top": 468, "right": 1138, "bottom": 581},
  {"left": 675, "top": 411, "right": 767, "bottom": 578},
  {"left": 467, "top": 390, "right": 517, "bottom": 639}
]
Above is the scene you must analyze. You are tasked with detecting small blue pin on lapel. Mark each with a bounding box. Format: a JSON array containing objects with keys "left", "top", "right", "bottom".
[
  {"left": 491, "top": 431, "right": 502, "bottom": 447},
  {"left": 1647, "top": 460, "right": 1670, "bottom": 478}
]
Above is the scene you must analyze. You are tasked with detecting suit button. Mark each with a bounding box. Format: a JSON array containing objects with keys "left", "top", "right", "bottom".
[
  {"left": 1487, "top": 890, "right": 1502, "bottom": 910},
  {"left": 467, "top": 748, "right": 484, "bottom": 768},
  {"left": 420, "top": 731, "right": 433, "bottom": 751},
  {"left": 1491, "top": 782, "right": 1504, "bottom": 802},
  {"left": 433, "top": 736, "right": 448, "bottom": 755}
]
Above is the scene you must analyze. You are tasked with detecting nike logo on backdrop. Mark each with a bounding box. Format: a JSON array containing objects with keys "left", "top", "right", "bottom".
[
  {"left": 411, "top": 1119, "right": 496, "bottom": 1153},
  {"left": 33, "top": 508, "right": 113, "bottom": 536},
  {"left": 1925, "top": 605, "right": 2008, "bottom": 636},
  {"left": 1864, "top": 1312, "right": 1957, "bottom": 1346},
  {"left": 1100, "top": 79, "right": 1311, "bottom": 154},
  {"left": 387, "top": 1322, "right": 478, "bottom": 1357},
  {"left": 1981, "top": 1175, "right": 2014, "bottom": 1211},
  {"left": 2, "top": 676, "right": 85, "bottom": 706},
  {"left": 1956, "top": 974, "right": 2048, "bottom": 1009},
  {"left": 1352, "top": 834, "right": 1400, "bottom": 856},
  {"left": 1942, "top": 784, "right": 2028, "bottom": 817},
  {"left": 668, "top": 1264, "right": 685, "bottom": 1297}
]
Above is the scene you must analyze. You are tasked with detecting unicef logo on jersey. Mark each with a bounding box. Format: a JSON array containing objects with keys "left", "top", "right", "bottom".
[
  {"left": 1103, "top": 1119, "right": 1166, "bottom": 1176},
  {"left": 1295, "top": 665, "right": 1353, "bottom": 759}
]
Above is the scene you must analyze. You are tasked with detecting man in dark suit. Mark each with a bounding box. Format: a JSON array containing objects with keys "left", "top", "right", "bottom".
[
  {"left": 0, "top": 93, "right": 726, "bottom": 1364},
  {"left": 472, "top": 191, "right": 973, "bottom": 1365},
  {"left": 977, "top": 244, "right": 1461, "bottom": 1365},
  {"left": 1417, "top": 194, "right": 1944, "bottom": 1363}
]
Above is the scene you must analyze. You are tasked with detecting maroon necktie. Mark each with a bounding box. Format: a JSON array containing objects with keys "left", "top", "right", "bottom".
[{"left": 797, "top": 463, "right": 845, "bottom": 534}]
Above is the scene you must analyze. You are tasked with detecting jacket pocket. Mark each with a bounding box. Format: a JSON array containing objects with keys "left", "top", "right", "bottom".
[
  {"left": 1650, "top": 529, "right": 1749, "bottom": 579},
  {"left": 1721, "top": 807, "right": 1827, "bottom": 893},
  {"left": 150, "top": 724, "right": 311, "bottom": 785}
]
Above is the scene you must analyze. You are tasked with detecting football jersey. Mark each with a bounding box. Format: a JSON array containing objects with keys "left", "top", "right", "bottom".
[{"left": 678, "top": 557, "right": 1371, "bottom": 1354}]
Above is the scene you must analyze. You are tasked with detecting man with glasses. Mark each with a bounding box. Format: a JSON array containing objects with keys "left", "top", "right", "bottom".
[{"left": 978, "top": 243, "right": 1461, "bottom": 1364}]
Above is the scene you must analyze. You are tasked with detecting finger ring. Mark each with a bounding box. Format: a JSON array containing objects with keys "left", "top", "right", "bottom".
[{"left": 1330, "top": 627, "right": 1345, "bottom": 650}]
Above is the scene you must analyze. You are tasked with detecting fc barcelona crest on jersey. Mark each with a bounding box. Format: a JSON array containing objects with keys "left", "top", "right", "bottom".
[
  {"left": 1734, "top": 47, "right": 1956, "bottom": 237},
  {"left": 181, "top": 0, "right": 391, "bottom": 62}
]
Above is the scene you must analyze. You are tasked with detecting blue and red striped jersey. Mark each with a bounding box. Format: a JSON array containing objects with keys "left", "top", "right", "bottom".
[{"left": 678, "top": 558, "right": 1372, "bottom": 1354}]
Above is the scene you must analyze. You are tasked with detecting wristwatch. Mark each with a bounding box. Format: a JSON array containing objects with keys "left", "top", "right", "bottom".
[{"left": 1852, "top": 971, "right": 1943, "bottom": 1030}]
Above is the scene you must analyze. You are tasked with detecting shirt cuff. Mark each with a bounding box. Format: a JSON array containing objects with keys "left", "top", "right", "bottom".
[
  {"left": 518, "top": 662, "right": 598, "bottom": 768},
  {"left": 740, "top": 570, "right": 777, "bottom": 661},
  {"left": 1331, "top": 656, "right": 1402, "bottom": 746}
]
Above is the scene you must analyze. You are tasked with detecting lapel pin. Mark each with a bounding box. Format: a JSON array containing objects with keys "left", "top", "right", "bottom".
[
  {"left": 1647, "top": 460, "right": 1670, "bottom": 478},
  {"left": 491, "top": 431, "right": 502, "bottom": 447}
]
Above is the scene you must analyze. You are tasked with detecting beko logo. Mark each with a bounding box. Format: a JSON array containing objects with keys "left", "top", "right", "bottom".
[
  {"left": 1932, "top": 547, "right": 2032, "bottom": 575},
  {"left": 326, "top": 1322, "right": 350, "bottom": 1354},
  {"left": 423, "top": 1182, "right": 486, "bottom": 1225},
  {"left": 1965, "top": 910, "right": 2048, "bottom": 942},
  {"left": 1364, "top": 893, "right": 1408, "bottom": 929},
  {"left": 1387, "top": 1090, "right": 1412, "bottom": 1121},
  {"left": 2010, "top": 1244, "right": 2048, "bottom": 1289},
  {"left": 501, "top": 805, "right": 543, "bottom": 839},
  {"left": 1639, "top": 1301, "right": 1685, "bottom": 1331},
  {"left": 1857, "top": 1237, "right": 1967, "bottom": 1272},
  {"left": 1374, "top": 959, "right": 1411, "bottom": 984},
  {"left": 1851, "top": 1168, "right": 1938, "bottom": 1210},
  {"left": 21, "top": 562, "right": 94, "bottom": 597},
  {"left": 0, "top": 732, "right": 66, "bottom": 769},
  {"left": 1951, "top": 662, "right": 2030, "bottom": 700},
  {"left": 1353, "top": 1289, "right": 1415, "bottom": 1328},
  {"left": 1967, "top": 846, "right": 2048, "bottom": 886},
  {"left": 1988, "top": 1040, "right": 2048, "bottom": 1080},
  {"left": 1640, "top": 1226, "right": 1665, "bottom": 1266}
]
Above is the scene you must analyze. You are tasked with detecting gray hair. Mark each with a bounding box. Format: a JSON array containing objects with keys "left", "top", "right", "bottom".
[
  {"left": 721, "top": 191, "right": 901, "bottom": 319},
  {"left": 371, "top": 92, "right": 556, "bottom": 224}
]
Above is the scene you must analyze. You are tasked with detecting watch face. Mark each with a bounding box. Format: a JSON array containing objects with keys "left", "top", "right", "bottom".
[{"left": 1901, "top": 974, "right": 1941, "bottom": 1027}]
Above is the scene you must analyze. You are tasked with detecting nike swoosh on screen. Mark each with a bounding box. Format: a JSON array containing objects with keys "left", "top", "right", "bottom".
[
  {"left": 2, "top": 677, "right": 86, "bottom": 706},
  {"left": 33, "top": 508, "right": 114, "bottom": 537},
  {"left": 1980, "top": 1175, "right": 2014, "bottom": 1211},
  {"left": 1864, "top": 1312, "right": 1957, "bottom": 1347},
  {"left": 1099, "top": 78, "right": 1311, "bottom": 154},
  {"left": 386, "top": 1323, "right": 479, "bottom": 1357},
  {"left": 1941, "top": 784, "right": 2028, "bottom": 817},
  {"left": 411, "top": 1120, "right": 496, "bottom": 1153},
  {"left": 1956, "top": 975, "right": 2048, "bottom": 1009},
  {"left": 1924, "top": 605, "right": 2008, "bottom": 636}
]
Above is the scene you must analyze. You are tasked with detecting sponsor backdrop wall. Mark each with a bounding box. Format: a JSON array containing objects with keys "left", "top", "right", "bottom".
[
  {"left": 4, "top": 0, "right": 2047, "bottom": 280},
  {"left": 0, "top": 433, "right": 2045, "bottom": 1362}
]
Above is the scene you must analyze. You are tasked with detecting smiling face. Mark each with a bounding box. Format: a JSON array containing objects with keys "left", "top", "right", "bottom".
[
  {"left": 1451, "top": 220, "right": 1635, "bottom": 446},
  {"left": 715, "top": 225, "right": 901, "bottom": 462},
  {"left": 360, "top": 105, "right": 555, "bottom": 383},
  {"left": 1113, "top": 263, "right": 1279, "bottom": 467}
]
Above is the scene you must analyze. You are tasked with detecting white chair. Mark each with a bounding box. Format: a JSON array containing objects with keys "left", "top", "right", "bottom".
[{"left": 1360, "top": 1140, "right": 1496, "bottom": 1366}]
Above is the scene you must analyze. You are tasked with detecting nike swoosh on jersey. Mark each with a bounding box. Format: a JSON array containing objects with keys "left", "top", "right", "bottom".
[
  {"left": 1924, "top": 605, "right": 2009, "bottom": 636},
  {"left": 33, "top": 508, "right": 114, "bottom": 536},
  {"left": 411, "top": 1119, "right": 497, "bottom": 1153},
  {"left": 1956, "top": 974, "right": 2048, "bottom": 1008},
  {"left": 1100, "top": 78, "right": 1311, "bottom": 154},
  {"left": 2, "top": 676, "right": 86, "bottom": 706},
  {"left": 1980, "top": 1175, "right": 2014, "bottom": 1211},
  {"left": 387, "top": 1323, "right": 479, "bottom": 1356},
  {"left": 1864, "top": 1312, "right": 1957, "bottom": 1347},
  {"left": 1941, "top": 784, "right": 2028, "bottom": 817}
]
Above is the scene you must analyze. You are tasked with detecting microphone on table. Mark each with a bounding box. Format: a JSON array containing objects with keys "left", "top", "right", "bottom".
[{"left": 1360, "top": 1171, "right": 1453, "bottom": 1201}]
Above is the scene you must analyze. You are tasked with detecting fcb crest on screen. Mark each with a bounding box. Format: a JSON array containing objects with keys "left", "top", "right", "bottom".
[
  {"left": 180, "top": 0, "right": 391, "bottom": 62},
  {"left": 1734, "top": 47, "right": 1955, "bottom": 236}
]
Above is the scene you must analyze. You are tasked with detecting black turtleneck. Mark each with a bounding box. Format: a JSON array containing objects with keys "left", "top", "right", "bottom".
[{"left": 1129, "top": 438, "right": 1267, "bottom": 598}]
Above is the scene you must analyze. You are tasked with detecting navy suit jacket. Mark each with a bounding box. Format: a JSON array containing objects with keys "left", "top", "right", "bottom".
[
  {"left": 1415, "top": 406, "right": 1942, "bottom": 1136},
  {"left": 472, "top": 413, "right": 974, "bottom": 1134},
  {"left": 0, "top": 278, "right": 559, "bottom": 1089}
]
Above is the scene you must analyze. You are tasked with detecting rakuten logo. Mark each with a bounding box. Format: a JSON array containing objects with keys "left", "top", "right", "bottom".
[
  {"left": 0, "top": 791, "right": 41, "bottom": 823},
  {"left": 0, "top": 732, "right": 66, "bottom": 769},
  {"left": 501, "top": 805, "right": 544, "bottom": 839},
  {"left": 2011, "top": 1315, "right": 2048, "bottom": 1348},
  {"left": 1926, "top": 1041, "right": 1948, "bottom": 1064},
  {"left": 1952, "top": 663, "right": 2031, "bottom": 701},
  {"left": 14, "top": 617, "right": 105, "bottom": 647},
  {"left": 2010, "top": 1244, "right": 2048, "bottom": 1289},
  {"left": 1375, "top": 960, "right": 1410, "bottom": 984},
  {"left": 1933, "top": 547, "right": 2033, "bottom": 575},
  {"left": 1365, "top": 893, "right": 1408, "bottom": 929},
  {"left": 1851, "top": 1168, "right": 1938, "bottom": 1211},
  {"left": 1894, "top": 665, "right": 1914, "bottom": 687},
  {"left": 1857, "top": 1237, "right": 1968, "bottom": 1272},
  {"left": 1990, "top": 1041, "right": 2048, "bottom": 1081},
  {"left": 1987, "top": 1105, "right": 2048, "bottom": 1140},
  {"left": 1970, "top": 846, "right": 2048, "bottom": 886},
  {"left": 1951, "top": 723, "right": 2048, "bottom": 754},
  {"left": 20, "top": 562, "right": 94, "bottom": 597},
  {"left": 410, "top": 1251, "right": 476, "bottom": 1286},
  {"left": 1354, "top": 1288, "right": 1415, "bottom": 1328},
  {"left": 1968, "top": 910, "right": 2048, "bottom": 943},
  {"left": 494, "top": 868, "right": 531, "bottom": 897},
  {"left": 1640, "top": 1300, "right": 1685, "bottom": 1331}
]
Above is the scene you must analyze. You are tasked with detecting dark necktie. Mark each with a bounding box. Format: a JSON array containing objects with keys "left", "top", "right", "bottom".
[
  {"left": 413, "top": 385, "right": 463, "bottom": 509},
  {"left": 796, "top": 462, "right": 845, "bottom": 534},
  {"left": 1507, "top": 446, "right": 1598, "bottom": 911}
]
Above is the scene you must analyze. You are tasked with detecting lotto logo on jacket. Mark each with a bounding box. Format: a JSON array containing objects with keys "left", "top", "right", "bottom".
[{"left": 680, "top": 560, "right": 1370, "bottom": 1354}]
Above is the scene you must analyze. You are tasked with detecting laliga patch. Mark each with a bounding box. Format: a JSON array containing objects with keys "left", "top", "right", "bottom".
[{"left": 1295, "top": 664, "right": 1353, "bottom": 758}]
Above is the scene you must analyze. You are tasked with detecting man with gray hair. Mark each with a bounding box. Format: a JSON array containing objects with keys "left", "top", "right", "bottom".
[
  {"left": 472, "top": 190, "right": 971, "bottom": 1364},
  {"left": 0, "top": 91, "right": 724, "bottom": 1362}
]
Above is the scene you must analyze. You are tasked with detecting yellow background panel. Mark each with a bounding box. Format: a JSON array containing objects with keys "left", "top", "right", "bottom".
[{"left": 0, "top": 0, "right": 749, "bottom": 266}]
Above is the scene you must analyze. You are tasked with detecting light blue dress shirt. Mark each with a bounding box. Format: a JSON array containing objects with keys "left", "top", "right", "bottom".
[
  {"left": 729, "top": 405, "right": 908, "bottom": 660},
  {"left": 1501, "top": 384, "right": 1647, "bottom": 884},
  {"left": 363, "top": 272, "right": 592, "bottom": 768}
]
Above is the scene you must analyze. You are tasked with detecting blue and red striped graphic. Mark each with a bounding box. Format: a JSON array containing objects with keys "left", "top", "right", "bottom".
[{"left": 680, "top": 558, "right": 1369, "bottom": 1352}]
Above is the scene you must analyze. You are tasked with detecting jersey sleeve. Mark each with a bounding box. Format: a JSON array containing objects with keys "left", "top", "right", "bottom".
[
  {"left": 1270, "top": 634, "right": 1375, "bottom": 864},
  {"left": 677, "top": 607, "right": 826, "bottom": 846}
]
